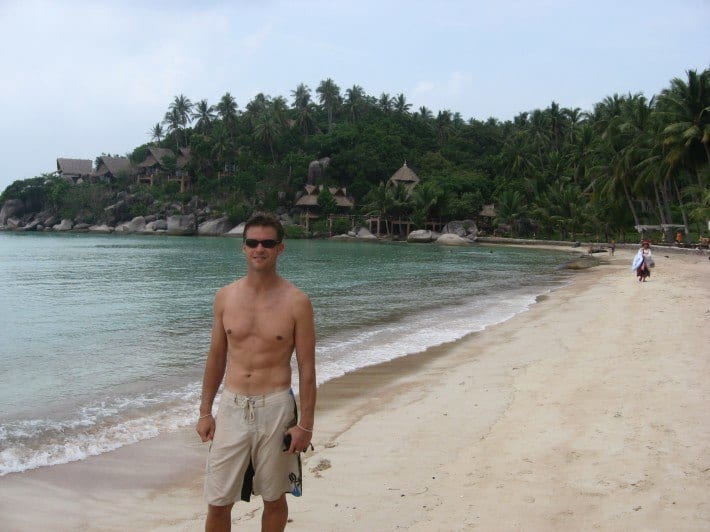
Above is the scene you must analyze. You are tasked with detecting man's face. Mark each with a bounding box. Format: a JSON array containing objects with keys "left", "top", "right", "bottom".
[{"left": 242, "top": 225, "right": 284, "bottom": 269}]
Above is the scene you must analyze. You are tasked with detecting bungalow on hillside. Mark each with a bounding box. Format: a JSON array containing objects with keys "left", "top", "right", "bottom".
[
  {"left": 137, "top": 147, "right": 191, "bottom": 192},
  {"left": 476, "top": 204, "right": 497, "bottom": 233},
  {"left": 93, "top": 156, "right": 136, "bottom": 182},
  {"left": 56, "top": 158, "right": 93, "bottom": 182},
  {"left": 367, "top": 162, "right": 423, "bottom": 236},
  {"left": 295, "top": 184, "right": 355, "bottom": 229},
  {"left": 386, "top": 161, "right": 420, "bottom": 192}
]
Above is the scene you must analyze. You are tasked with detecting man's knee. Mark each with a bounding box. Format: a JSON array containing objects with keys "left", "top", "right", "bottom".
[
  {"left": 263, "top": 494, "right": 287, "bottom": 514},
  {"left": 207, "top": 502, "right": 234, "bottom": 518}
]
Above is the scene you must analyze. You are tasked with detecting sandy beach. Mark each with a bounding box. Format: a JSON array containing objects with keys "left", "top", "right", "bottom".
[{"left": 1, "top": 245, "right": 708, "bottom": 531}]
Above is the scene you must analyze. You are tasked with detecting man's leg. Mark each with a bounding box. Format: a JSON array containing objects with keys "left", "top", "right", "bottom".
[
  {"left": 262, "top": 494, "right": 288, "bottom": 532},
  {"left": 206, "top": 503, "right": 234, "bottom": 532}
]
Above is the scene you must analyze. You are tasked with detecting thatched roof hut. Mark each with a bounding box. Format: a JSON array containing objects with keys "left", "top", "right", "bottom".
[
  {"left": 138, "top": 147, "right": 176, "bottom": 170},
  {"left": 57, "top": 158, "right": 92, "bottom": 179},
  {"left": 479, "top": 204, "right": 496, "bottom": 218},
  {"left": 94, "top": 156, "right": 136, "bottom": 180},
  {"left": 387, "top": 162, "right": 420, "bottom": 191},
  {"left": 295, "top": 185, "right": 354, "bottom": 209},
  {"left": 176, "top": 147, "right": 190, "bottom": 169}
]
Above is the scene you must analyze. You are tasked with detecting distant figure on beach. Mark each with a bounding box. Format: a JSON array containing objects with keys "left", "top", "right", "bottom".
[
  {"left": 196, "top": 213, "right": 316, "bottom": 531},
  {"left": 631, "top": 240, "right": 654, "bottom": 282},
  {"left": 610, "top": 240, "right": 616, "bottom": 256}
]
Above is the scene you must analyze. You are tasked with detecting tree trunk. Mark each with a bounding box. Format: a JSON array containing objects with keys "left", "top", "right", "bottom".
[
  {"left": 653, "top": 183, "right": 671, "bottom": 242},
  {"left": 660, "top": 178, "right": 674, "bottom": 226},
  {"left": 673, "top": 180, "right": 690, "bottom": 234},
  {"left": 622, "top": 179, "right": 641, "bottom": 228}
]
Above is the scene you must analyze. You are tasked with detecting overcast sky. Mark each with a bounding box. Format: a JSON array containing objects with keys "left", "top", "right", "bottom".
[{"left": 1, "top": 0, "right": 708, "bottom": 194}]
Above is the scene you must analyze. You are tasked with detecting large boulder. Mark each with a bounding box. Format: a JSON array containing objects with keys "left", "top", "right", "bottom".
[
  {"left": 407, "top": 229, "right": 436, "bottom": 243},
  {"left": 5, "top": 217, "right": 21, "bottom": 229},
  {"left": 104, "top": 200, "right": 127, "bottom": 224},
  {"left": 441, "top": 220, "right": 478, "bottom": 240},
  {"left": 225, "top": 222, "right": 246, "bottom": 238},
  {"left": 0, "top": 199, "right": 24, "bottom": 225},
  {"left": 22, "top": 219, "right": 42, "bottom": 231},
  {"left": 89, "top": 224, "right": 114, "bottom": 233},
  {"left": 436, "top": 233, "right": 472, "bottom": 246},
  {"left": 166, "top": 214, "right": 196, "bottom": 235},
  {"left": 199, "top": 216, "right": 234, "bottom": 236},
  {"left": 125, "top": 216, "right": 146, "bottom": 233},
  {"left": 307, "top": 157, "right": 331, "bottom": 184},
  {"left": 53, "top": 219, "right": 74, "bottom": 231},
  {"left": 145, "top": 219, "right": 167, "bottom": 232},
  {"left": 356, "top": 227, "right": 377, "bottom": 240}
]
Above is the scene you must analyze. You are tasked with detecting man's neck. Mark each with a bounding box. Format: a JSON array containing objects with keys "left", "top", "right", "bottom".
[{"left": 244, "top": 269, "right": 280, "bottom": 291}]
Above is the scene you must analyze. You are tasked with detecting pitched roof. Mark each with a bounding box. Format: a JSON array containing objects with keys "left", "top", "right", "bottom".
[
  {"left": 94, "top": 156, "right": 136, "bottom": 177},
  {"left": 479, "top": 204, "right": 496, "bottom": 217},
  {"left": 177, "top": 147, "right": 191, "bottom": 169},
  {"left": 138, "top": 147, "right": 176, "bottom": 168},
  {"left": 57, "top": 158, "right": 92, "bottom": 177},
  {"left": 295, "top": 185, "right": 354, "bottom": 208},
  {"left": 387, "top": 162, "right": 420, "bottom": 187}
]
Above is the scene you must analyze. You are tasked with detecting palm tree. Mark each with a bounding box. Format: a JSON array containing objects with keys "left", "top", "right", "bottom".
[
  {"left": 216, "top": 92, "right": 239, "bottom": 132},
  {"left": 411, "top": 181, "right": 443, "bottom": 226},
  {"left": 657, "top": 68, "right": 710, "bottom": 188},
  {"left": 435, "top": 110, "right": 454, "bottom": 141},
  {"left": 210, "top": 122, "right": 234, "bottom": 171},
  {"left": 493, "top": 190, "right": 527, "bottom": 235},
  {"left": 290, "top": 83, "right": 318, "bottom": 136},
  {"left": 394, "top": 93, "right": 411, "bottom": 114},
  {"left": 252, "top": 98, "right": 286, "bottom": 165},
  {"left": 316, "top": 78, "right": 341, "bottom": 131},
  {"left": 191, "top": 99, "right": 216, "bottom": 134},
  {"left": 344, "top": 85, "right": 368, "bottom": 122},
  {"left": 168, "top": 94, "right": 193, "bottom": 147},
  {"left": 148, "top": 123, "right": 163, "bottom": 144},
  {"left": 416, "top": 106, "right": 434, "bottom": 122},
  {"left": 162, "top": 108, "right": 182, "bottom": 151},
  {"left": 378, "top": 93, "right": 394, "bottom": 113}
]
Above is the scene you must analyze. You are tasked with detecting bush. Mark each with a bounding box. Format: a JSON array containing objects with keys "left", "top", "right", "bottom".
[
  {"left": 226, "top": 203, "right": 250, "bottom": 225},
  {"left": 284, "top": 225, "right": 308, "bottom": 239},
  {"left": 331, "top": 217, "right": 351, "bottom": 235}
]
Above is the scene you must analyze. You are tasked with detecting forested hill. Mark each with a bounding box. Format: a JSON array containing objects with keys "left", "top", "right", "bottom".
[{"left": 1, "top": 69, "right": 708, "bottom": 242}]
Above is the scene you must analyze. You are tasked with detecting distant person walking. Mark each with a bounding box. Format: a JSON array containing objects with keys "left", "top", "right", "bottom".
[
  {"left": 631, "top": 240, "right": 654, "bottom": 282},
  {"left": 196, "top": 213, "right": 316, "bottom": 531},
  {"left": 610, "top": 240, "right": 616, "bottom": 256}
]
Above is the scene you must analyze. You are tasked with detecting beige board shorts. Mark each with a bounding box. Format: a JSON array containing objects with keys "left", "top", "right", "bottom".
[{"left": 204, "top": 388, "right": 302, "bottom": 506}]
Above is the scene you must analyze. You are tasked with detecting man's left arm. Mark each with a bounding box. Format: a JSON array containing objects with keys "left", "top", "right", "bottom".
[{"left": 289, "top": 292, "right": 316, "bottom": 452}]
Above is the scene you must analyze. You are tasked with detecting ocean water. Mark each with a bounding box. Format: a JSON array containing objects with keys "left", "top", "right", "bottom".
[{"left": 0, "top": 232, "right": 573, "bottom": 475}]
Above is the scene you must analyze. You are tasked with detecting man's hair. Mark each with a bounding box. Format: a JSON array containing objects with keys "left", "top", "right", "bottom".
[{"left": 243, "top": 212, "right": 285, "bottom": 242}]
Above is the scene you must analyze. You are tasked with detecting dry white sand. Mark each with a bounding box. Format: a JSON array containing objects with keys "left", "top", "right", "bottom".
[{"left": 1, "top": 246, "right": 708, "bottom": 531}]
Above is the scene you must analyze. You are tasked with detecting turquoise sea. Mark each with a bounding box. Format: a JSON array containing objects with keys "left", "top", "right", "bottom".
[{"left": 0, "top": 232, "right": 573, "bottom": 476}]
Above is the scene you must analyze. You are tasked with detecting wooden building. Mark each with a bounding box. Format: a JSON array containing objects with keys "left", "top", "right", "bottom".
[
  {"left": 295, "top": 184, "right": 355, "bottom": 229},
  {"left": 137, "top": 147, "right": 191, "bottom": 191},
  {"left": 93, "top": 156, "right": 136, "bottom": 182},
  {"left": 386, "top": 161, "right": 420, "bottom": 192},
  {"left": 56, "top": 158, "right": 93, "bottom": 182}
]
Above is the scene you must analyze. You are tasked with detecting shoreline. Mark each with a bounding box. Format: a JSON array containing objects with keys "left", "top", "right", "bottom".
[{"left": 1, "top": 247, "right": 708, "bottom": 530}]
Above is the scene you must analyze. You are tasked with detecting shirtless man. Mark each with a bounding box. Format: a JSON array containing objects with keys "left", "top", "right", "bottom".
[{"left": 196, "top": 213, "right": 316, "bottom": 532}]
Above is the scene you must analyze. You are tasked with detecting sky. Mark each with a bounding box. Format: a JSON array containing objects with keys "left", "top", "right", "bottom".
[{"left": 0, "top": 0, "right": 708, "bottom": 194}]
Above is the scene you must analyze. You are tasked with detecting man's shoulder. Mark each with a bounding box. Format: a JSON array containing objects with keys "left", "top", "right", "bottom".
[
  {"left": 215, "top": 278, "right": 245, "bottom": 299},
  {"left": 281, "top": 278, "right": 310, "bottom": 300}
]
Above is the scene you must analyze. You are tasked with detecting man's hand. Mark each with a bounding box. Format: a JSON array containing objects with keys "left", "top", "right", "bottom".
[
  {"left": 197, "top": 415, "right": 216, "bottom": 442},
  {"left": 285, "top": 425, "right": 312, "bottom": 454}
]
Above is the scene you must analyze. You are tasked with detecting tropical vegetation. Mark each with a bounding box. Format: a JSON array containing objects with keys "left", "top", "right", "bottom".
[{"left": 2, "top": 68, "right": 708, "bottom": 242}]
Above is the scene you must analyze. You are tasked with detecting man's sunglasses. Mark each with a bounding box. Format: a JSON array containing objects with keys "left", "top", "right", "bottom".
[{"left": 243, "top": 238, "right": 282, "bottom": 249}]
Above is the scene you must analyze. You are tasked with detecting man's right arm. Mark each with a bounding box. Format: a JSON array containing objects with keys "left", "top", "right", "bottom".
[{"left": 196, "top": 289, "right": 228, "bottom": 442}]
